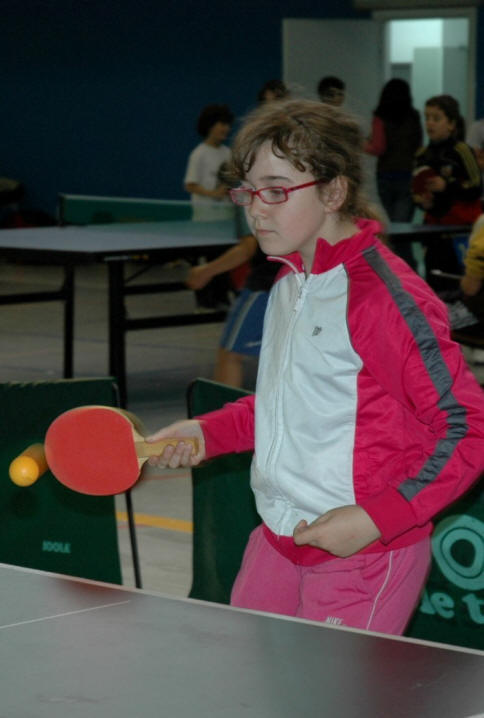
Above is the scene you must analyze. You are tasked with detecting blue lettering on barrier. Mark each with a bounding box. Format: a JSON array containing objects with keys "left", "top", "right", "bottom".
[
  {"left": 417, "top": 513, "right": 484, "bottom": 626},
  {"left": 432, "top": 514, "right": 484, "bottom": 591},
  {"left": 42, "top": 541, "right": 71, "bottom": 554}
]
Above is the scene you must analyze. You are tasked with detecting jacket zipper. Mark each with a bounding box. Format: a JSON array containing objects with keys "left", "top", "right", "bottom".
[{"left": 266, "top": 268, "right": 308, "bottom": 477}]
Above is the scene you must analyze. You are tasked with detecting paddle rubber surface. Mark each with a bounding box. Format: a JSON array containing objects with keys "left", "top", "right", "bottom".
[{"left": 45, "top": 407, "right": 139, "bottom": 495}]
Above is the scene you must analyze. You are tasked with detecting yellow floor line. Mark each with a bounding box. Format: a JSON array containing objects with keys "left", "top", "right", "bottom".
[{"left": 116, "top": 511, "right": 193, "bottom": 533}]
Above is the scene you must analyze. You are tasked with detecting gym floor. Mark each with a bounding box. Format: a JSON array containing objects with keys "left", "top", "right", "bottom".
[{"left": 0, "top": 256, "right": 481, "bottom": 598}]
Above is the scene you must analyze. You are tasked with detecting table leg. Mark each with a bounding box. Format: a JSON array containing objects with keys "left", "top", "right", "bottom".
[
  {"left": 62, "top": 265, "right": 74, "bottom": 378},
  {"left": 107, "top": 260, "right": 127, "bottom": 407},
  {"left": 125, "top": 489, "right": 142, "bottom": 589}
]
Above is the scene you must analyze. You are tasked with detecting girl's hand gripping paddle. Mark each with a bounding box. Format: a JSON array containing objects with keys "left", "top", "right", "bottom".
[{"left": 44, "top": 405, "right": 198, "bottom": 496}]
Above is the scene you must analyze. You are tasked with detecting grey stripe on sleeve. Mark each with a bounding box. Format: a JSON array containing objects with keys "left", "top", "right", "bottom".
[{"left": 362, "top": 247, "right": 468, "bottom": 501}]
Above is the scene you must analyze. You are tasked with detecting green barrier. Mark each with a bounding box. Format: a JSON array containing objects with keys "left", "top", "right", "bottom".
[
  {"left": 187, "top": 379, "right": 259, "bottom": 604},
  {"left": 406, "top": 482, "right": 484, "bottom": 650},
  {"left": 0, "top": 379, "right": 122, "bottom": 584},
  {"left": 186, "top": 377, "right": 484, "bottom": 650},
  {"left": 58, "top": 194, "right": 193, "bottom": 225}
]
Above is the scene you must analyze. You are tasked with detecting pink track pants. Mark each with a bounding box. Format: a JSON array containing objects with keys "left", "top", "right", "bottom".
[{"left": 231, "top": 525, "right": 431, "bottom": 635}]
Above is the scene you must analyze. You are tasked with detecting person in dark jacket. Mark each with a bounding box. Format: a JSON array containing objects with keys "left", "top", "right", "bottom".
[
  {"left": 413, "top": 94, "right": 482, "bottom": 290},
  {"left": 364, "top": 79, "right": 422, "bottom": 267}
]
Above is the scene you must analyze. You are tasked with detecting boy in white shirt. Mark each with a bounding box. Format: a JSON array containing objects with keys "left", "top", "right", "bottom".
[{"left": 184, "top": 104, "right": 234, "bottom": 222}]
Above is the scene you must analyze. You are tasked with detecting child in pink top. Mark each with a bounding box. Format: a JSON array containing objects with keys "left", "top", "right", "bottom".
[{"left": 146, "top": 99, "right": 484, "bottom": 635}]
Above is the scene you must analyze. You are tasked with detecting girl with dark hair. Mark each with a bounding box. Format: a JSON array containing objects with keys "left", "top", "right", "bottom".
[
  {"left": 365, "top": 79, "right": 422, "bottom": 224},
  {"left": 413, "top": 94, "right": 482, "bottom": 290},
  {"left": 413, "top": 94, "right": 481, "bottom": 225}
]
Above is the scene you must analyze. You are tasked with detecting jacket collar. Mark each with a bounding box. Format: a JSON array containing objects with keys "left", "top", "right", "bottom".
[{"left": 271, "top": 218, "right": 382, "bottom": 275}]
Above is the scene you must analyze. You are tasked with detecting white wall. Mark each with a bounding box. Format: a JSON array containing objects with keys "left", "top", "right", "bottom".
[
  {"left": 442, "top": 18, "right": 468, "bottom": 47},
  {"left": 413, "top": 47, "right": 443, "bottom": 114},
  {"left": 389, "top": 17, "right": 469, "bottom": 122},
  {"left": 390, "top": 19, "right": 443, "bottom": 64},
  {"left": 283, "top": 19, "right": 382, "bottom": 128},
  {"left": 283, "top": 19, "right": 383, "bottom": 206}
]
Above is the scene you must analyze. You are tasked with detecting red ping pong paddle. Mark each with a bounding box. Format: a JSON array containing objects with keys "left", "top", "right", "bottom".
[
  {"left": 412, "top": 165, "right": 438, "bottom": 195},
  {"left": 44, "top": 405, "right": 198, "bottom": 496}
]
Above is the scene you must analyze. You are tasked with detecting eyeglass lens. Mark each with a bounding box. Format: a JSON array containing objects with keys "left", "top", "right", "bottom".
[{"left": 230, "top": 187, "right": 287, "bottom": 206}]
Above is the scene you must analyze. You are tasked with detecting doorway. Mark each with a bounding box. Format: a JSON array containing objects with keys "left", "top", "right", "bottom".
[
  {"left": 283, "top": 8, "right": 477, "bottom": 208},
  {"left": 283, "top": 8, "right": 476, "bottom": 121},
  {"left": 382, "top": 15, "right": 473, "bottom": 131}
]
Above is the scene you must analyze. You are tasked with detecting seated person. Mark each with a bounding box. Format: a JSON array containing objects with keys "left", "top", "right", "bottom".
[
  {"left": 443, "top": 216, "right": 484, "bottom": 344},
  {"left": 186, "top": 208, "right": 279, "bottom": 387}
]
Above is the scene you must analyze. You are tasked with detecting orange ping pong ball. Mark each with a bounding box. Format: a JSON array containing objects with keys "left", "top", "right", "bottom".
[
  {"left": 9, "top": 456, "right": 42, "bottom": 486},
  {"left": 9, "top": 444, "right": 48, "bottom": 487}
]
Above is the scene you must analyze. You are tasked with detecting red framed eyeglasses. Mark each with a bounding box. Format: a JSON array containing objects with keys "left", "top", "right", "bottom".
[{"left": 229, "top": 180, "right": 325, "bottom": 206}]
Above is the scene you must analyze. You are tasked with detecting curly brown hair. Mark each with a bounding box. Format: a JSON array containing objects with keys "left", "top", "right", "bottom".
[{"left": 227, "top": 99, "right": 373, "bottom": 219}]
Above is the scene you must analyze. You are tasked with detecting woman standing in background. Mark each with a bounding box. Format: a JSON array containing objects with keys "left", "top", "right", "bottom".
[{"left": 365, "top": 79, "right": 422, "bottom": 267}]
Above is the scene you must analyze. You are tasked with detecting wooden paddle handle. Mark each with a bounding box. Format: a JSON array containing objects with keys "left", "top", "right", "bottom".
[{"left": 135, "top": 437, "right": 199, "bottom": 458}]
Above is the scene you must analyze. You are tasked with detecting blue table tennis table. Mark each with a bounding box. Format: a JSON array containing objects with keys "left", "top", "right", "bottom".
[
  {"left": 0, "top": 219, "right": 470, "bottom": 406},
  {"left": 1, "top": 562, "right": 483, "bottom": 718}
]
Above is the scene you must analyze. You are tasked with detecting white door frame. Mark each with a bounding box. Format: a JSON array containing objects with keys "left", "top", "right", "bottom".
[{"left": 373, "top": 7, "right": 477, "bottom": 121}]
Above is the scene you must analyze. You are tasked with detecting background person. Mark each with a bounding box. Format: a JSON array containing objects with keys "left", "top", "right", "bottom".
[
  {"left": 185, "top": 82, "right": 288, "bottom": 384},
  {"left": 257, "top": 79, "right": 289, "bottom": 104},
  {"left": 317, "top": 76, "right": 345, "bottom": 107},
  {"left": 184, "top": 103, "right": 235, "bottom": 309},
  {"left": 466, "top": 116, "right": 484, "bottom": 207},
  {"left": 184, "top": 103, "right": 234, "bottom": 222},
  {"left": 364, "top": 80, "right": 422, "bottom": 222},
  {"left": 413, "top": 94, "right": 482, "bottom": 290},
  {"left": 364, "top": 79, "right": 422, "bottom": 268}
]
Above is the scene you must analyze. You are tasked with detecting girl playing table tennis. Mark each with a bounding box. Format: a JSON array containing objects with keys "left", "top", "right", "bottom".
[{"left": 147, "top": 99, "right": 484, "bottom": 635}]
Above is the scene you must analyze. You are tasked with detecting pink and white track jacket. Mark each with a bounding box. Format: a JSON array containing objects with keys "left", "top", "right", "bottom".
[{"left": 200, "top": 219, "right": 484, "bottom": 565}]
